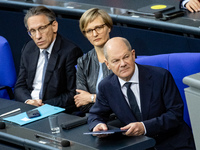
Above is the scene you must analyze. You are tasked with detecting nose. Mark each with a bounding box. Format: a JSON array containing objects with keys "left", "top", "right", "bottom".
[
  {"left": 92, "top": 29, "right": 98, "bottom": 36},
  {"left": 120, "top": 59, "right": 126, "bottom": 67},
  {"left": 35, "top": 30, "right": 42, "bottom": 39}
]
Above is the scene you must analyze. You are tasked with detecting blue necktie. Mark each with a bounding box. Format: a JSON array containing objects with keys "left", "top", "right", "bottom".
[
  {"left": 39, "top": 50, "right": 49, "bottom": 99},
  {"left": 124, "top": 82, "right": 142, "bottom": 121}
]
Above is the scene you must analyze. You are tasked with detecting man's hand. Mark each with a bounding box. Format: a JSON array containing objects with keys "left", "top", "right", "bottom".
[
  {"left": 120, "top": 122, "right": 145, "bottom": 136},
  {"left": 74, "top": 89, "right": 95, "bottom": 107},
  {"left": 93, "top": 123, "right": 108, "bottom": 138},
  {"left": 26, "top": 99, "right": 44, "bottom": 106},
  {"left": 185, "top": 0, "right": 200, "bottom": 12}
]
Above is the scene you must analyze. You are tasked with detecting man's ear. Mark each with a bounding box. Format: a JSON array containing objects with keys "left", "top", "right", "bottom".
[
  {"left": 131, "top": 49, "right": 135, "bottom": 57},
  {"left": 108, "top": 27, "right": 111, "bottom": 34},
  {"left": 52, "top": 20, "right": 58, "bottom": 33},
  {"left": 104, "top": 59, "right": 111, "bottom": 70},
  {"left": 131, "top": 49, "right": 136, "bottom": 62}
]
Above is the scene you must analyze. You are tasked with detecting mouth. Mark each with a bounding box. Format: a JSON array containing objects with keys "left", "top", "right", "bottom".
[
  {"left": 120, "top": 67, "right": 129, "bottom": 73},
  {"left": 94, "top": 38, "right": 101, "bottom": 42},
  {"left": 37, "top": 41, "right": 45, "bottom": 46}
]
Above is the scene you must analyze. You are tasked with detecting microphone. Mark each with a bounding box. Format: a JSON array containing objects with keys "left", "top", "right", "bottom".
[
  {"left": 0, "top": 132, "right": 57, "bottom": 150},
  {"left": 0, "top": 122, "right": 6, "bottom": 129},
  {"left": 35, "top": 134, "right": 70, "bottom": 147}
]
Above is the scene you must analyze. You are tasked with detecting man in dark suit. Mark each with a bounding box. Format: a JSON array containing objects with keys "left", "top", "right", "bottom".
[
  {"left": 180, "top": 0, "right": 200, "bottom": 12},
  {"left": 88, "top": 37, "right": 195, "bottom": 149},
  {"left": 14, "top": 6, "right": 83, "bottom": 109}
]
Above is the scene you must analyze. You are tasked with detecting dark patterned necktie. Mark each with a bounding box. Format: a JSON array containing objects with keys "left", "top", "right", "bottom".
[
  {"left": 124, "top": 82, "right": 142, "bottom": 121},
  {"left": 39, "top": 50, "right": 49, "bottom": 99}
]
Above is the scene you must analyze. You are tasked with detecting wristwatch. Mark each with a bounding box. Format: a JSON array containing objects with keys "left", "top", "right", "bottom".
[{"left": 91, "top": 94, "right": 94, "bottom": 103}]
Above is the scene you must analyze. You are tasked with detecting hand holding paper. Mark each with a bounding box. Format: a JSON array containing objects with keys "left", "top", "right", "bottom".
[
  {"left": 90, "top": 123, "right": 108, "bottom": 138},
  {"left": 84, "top": 128, "right": 127, "bottom": 135}
]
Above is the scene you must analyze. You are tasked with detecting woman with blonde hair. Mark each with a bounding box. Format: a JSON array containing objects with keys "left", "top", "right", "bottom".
[{"left": 74, "top": 8, "right": 113, "bottom": 114}]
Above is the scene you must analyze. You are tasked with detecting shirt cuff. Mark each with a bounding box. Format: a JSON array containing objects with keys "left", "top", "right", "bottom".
[
  {"left": 25, "top": 99, "right": 31, "bottom": 104},
  {"left": 141, "top": 122, "right": 147, "bottom": 135},
  {"left": 182, "top": 0, "right": 190, "bottom": 9}
]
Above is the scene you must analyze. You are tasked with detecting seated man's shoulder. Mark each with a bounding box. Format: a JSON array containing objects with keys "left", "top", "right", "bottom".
[
  {"left": 140, "top": 65, "right": 170, "bottom": 77},
  {"left": 100, "top": 73, "right": 115, "bottom": 85},
  {"left": 24, "top": 39, "right": 36, "bottom": 48},
  {"left": 59, "top": 35, "right": 83, "bottom": 56},
  {"left": 21, "top": 40, "right": 37, "bottom": 54},
  {"left": 59, "top": 34, "right": 80, "bottom": 49}
]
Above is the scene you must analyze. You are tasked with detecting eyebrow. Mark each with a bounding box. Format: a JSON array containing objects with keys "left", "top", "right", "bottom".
[
  {"left": 86, "top": 24, "right": 104, "bottom": 30},
  {"left": 28, "top": 22, "right": 50, "bottom": 30}
]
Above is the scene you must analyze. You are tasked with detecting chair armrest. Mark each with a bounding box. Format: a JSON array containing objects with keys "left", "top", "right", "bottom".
[{"left": 0, "top": 86, "right": 14, "bottom": 100}]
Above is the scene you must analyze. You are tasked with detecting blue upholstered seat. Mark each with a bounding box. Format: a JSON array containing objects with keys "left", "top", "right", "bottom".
[
  {"left": 135, "top": 53, "right": 200, "bottom": 127},
  {"left": 0, "top": 36, "right": 16, "bottom": 99}
]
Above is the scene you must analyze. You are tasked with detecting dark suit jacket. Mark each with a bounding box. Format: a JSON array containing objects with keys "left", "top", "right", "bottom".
[
  {"left": 88, "top": 64, "right": 195, "bottom": 150},
  {"left": 14, "top": 34, "right": 83, "bottom": 108}
]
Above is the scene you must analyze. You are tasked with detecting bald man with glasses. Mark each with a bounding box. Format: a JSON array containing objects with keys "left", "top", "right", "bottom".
[{"left": 14, "top": 6, "right": 83, "bottom": 111}]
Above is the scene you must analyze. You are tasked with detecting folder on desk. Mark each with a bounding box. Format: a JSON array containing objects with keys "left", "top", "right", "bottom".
[
  {"left": 84, "top": 129, "right": 127, "bottom": 135},
  {"left": 137, "top": 4, "right": 175, "bottom": 14},
  {"left": 3, "top": 104, "right": 65, "bottom": 126}
]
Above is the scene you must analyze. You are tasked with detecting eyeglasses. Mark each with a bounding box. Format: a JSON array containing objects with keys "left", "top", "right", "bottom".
[
  {"left": 84, "top": 24, "right": 106, "bottom": 36},
  {"left": 27, "top": 20, "right": 54, "bottom": 37}
]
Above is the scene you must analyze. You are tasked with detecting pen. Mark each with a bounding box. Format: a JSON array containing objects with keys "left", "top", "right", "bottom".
[{"left": 0, "top": 108, "right": 21, "bottom": 118}]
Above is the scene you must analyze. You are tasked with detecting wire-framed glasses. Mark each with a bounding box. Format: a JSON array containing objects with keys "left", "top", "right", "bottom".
[{"left": 27, "top": 20, "right": 54, "bottom": 37}]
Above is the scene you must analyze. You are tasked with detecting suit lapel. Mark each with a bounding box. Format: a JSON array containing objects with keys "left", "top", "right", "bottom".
[
  {"left": 111, "top": 75, "right": 138, "bottom": 122},
  {"left": 42, "top": 35, "right": 61, "bottom": 97},
  {"left": 28, "top": 46, "right": 40, "bottom": 87},
  {"left": 138, "top": 64, "right": 153, "bottom": 120}
]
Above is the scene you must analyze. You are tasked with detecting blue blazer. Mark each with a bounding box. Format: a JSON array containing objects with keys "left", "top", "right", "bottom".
[
  {"left": 14, "top": 34, "right": 83, "bottom": 108},
  {"left": 88, "top": 64, "right": 195, "bottom": 149}
]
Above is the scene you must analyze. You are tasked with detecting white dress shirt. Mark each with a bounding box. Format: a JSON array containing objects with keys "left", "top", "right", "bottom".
[
  {"left": 30, "top": 39, "right": 55, "bottom": 100},
  {"left": 118, "top": 64, "right": 141, "bottom": 111}
]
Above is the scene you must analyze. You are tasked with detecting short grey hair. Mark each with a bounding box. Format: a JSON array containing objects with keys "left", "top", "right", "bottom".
[
  {"left": 24, "top": 6, "right": 56, "bottom": 29},
  {"left": 104, "top": 37, "right": 132, "bottom": 60}
]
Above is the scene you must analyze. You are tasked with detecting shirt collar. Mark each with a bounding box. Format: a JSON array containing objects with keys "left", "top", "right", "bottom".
[
  {"left": 118, "top": 63, "right": 139, "bottom": 88},
  {"left": 39, "top": 38, "right": 56, "bottom": 54}
]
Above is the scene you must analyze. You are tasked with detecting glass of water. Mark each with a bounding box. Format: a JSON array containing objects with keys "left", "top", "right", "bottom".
[{"left": 48, "top": 115, "right": 60, "bottom": 134}]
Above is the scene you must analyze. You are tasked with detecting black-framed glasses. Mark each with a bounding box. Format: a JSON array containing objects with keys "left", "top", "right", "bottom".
[
  {"left": 27, "top": 20, "right": 54, "bottom": 37},
  {"left": 84, "top": 24, "right": 106, "bottom": 36}
]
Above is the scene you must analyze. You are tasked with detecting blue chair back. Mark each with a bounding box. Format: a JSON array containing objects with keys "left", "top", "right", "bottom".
[
  {"left": 136, "top": 53, "right": 200, "bottom": 127},
  {"left": 0, "top": 36, "right": 17, "bottom": 99}
]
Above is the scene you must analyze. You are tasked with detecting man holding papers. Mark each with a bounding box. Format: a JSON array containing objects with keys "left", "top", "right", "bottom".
[{"left": 88, "top": 37, "right": 195, "bottom": 149}]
